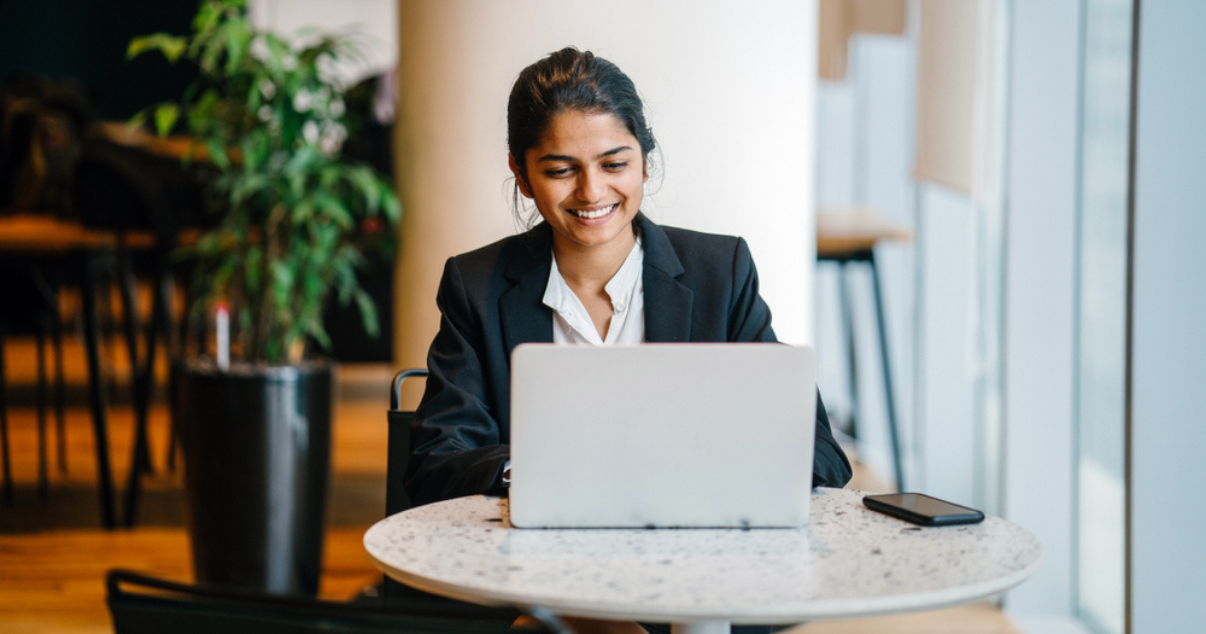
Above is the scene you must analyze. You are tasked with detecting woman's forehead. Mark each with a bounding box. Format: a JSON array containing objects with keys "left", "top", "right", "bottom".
[{"left": 531, "top": 110, "right": 639, "bottom": 157}]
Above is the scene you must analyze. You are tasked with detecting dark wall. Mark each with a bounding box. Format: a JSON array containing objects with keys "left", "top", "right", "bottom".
[{"left": 1, "top": 0, "right": 199, "bottom": 119}]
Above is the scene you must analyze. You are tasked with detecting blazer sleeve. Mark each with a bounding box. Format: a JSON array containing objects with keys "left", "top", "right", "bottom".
[
  {"left": 403, "top": 257, "right": 510, "bottom": 507},
  {"left": 727, "top": 238, "right": 853, "bottom": 489}
]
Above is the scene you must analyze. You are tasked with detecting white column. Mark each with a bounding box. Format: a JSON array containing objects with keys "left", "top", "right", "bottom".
[
  {"left": 1001, "top": 0, "right": 1080, "bottom": 622},
  {"left": 1130, "top": 2, "right": 1206, "bottom": 631},
  {"left": 393, "top": 0, "right": 820, "bottom": 373}
]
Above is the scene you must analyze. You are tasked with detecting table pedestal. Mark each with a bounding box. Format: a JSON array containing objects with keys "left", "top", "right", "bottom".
[{"left": 672, "top": 620, "right": 729, "bottom": 634}]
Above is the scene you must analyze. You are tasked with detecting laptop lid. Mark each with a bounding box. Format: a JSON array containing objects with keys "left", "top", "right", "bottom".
[{"left": 508, "top": 343, "right": 816, "bottom": 528}]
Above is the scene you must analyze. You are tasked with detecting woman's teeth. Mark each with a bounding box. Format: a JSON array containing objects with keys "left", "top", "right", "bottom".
[{"left": 572, "top": 204, "right": 616, "bottom": 219}]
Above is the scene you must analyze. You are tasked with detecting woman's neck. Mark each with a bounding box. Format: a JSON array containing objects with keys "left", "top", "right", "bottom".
[{"left": 551, "top": 227, "right": 637, "bottom": 293}]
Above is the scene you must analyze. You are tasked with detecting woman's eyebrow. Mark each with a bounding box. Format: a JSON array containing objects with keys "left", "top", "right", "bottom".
[
  {"left": 535, "top": 146, "right": 634, "bottom": 163},
  {"left": 597, "top": 145, "right": 634, "bottom": 159}
]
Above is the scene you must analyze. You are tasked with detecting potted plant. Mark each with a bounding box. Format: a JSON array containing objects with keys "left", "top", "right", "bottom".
[{"left": 129, "top": 0, "right": 399, "bottom": 596}]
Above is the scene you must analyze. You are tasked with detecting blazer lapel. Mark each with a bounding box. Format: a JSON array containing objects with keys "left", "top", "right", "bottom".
[
  {"left": 500, "top": 224, "right": 554, "bottom": 354},
  {"left": 639, "top": 216, "right": 694, "bottom": 342}
]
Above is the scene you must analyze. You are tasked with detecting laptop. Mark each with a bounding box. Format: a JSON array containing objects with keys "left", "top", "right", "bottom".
[{"left": 508, "top": 343, "right": 816, "bottom": 528}]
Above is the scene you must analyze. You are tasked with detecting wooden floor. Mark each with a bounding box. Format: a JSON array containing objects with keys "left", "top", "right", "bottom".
[{"left": 0, "top": 336, "right": 1018, "bottom": 634}]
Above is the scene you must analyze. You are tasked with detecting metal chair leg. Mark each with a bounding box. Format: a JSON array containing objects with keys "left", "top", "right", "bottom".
[
  {"left": 0, "top": 323, "right": 12, "bottom": 505},
  {"left": 123, "top": 267, "right": 171, "bottom": 527},
  {"left": 837, "top": 262, "right": 860, "bottom": 439},
  {"left": 82, "top": 253, "right": 117, "bottom": 529},
  {"left": 116, "top": 245, "right": 153, "bottom": 480},
  {"left": 868, "top": 254, "right": 904, "bottom": 491}
]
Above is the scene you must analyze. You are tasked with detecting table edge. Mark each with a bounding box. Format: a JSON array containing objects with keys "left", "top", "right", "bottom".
[{"left": 363, "top": 494, "right": 1044, "bottom": 624}]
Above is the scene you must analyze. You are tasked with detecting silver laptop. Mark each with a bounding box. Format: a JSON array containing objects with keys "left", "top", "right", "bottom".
[{"left": 508, "top": 343, "right": 816, "bottom": 528}]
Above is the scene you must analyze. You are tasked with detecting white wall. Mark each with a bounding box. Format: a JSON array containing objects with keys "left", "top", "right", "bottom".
[
  {"left": 1001, "top": 0, "right": 1080, "bottom": 624},
  {"left": 249, "top": 0, "right": 397, "bottom": 84},
  {"left": 914, "top": 184, "right": 978, "bottom": 504},
  {"left": 1130, "top": 2, "right": 1206, "bottom": 631},
  {"left": 392, "top": 0, "right": 820, "bottom": 371}
]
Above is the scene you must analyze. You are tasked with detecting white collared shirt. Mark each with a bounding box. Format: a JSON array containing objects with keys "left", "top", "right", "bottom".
[{"left": 542, "top": 240, "right": 645, "bottom": 345}]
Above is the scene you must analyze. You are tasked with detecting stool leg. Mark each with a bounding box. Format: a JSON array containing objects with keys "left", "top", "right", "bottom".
[
  {"left": 837, "top": 262, "right": 860, "bottom": 439},
  {"left": 123, "top": 268, "right": 169, "bottom": 528},
  {"left": 0, "top": 323, "right": 12, "bottom": 505},
  {"left": 117, "top": 248, "right": 153, "bottom": 479},
  {"left": 82, "top": 254, "right": 117, "bottom": 529},
  {"left": 53, "top": 303, "right": 67, "bottom": 474},
  {"left": 868, "top": 254, "right": 904, "bottom": 491},
  {"left": 36, "top": 320, "right": 50, "bottom": 502}
]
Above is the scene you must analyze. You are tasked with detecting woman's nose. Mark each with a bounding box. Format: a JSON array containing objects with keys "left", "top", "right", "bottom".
[{"left": 576, "top": 169, "right": 606, "bottom": 203}]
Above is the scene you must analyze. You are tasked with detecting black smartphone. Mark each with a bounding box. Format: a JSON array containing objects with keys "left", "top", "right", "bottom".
[{"left": 862, "top": 493, "right": 985, "bottom": 526}]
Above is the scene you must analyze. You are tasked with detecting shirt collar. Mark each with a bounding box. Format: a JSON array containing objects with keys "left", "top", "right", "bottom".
[{"left": 543, "top": 238, "right": 644, "bottom": 316}]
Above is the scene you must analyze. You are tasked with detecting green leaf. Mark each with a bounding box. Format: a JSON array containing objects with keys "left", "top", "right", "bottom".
[
  {"left": 354, "top": 288, "right": 380, "bottom": 338},
  {"left": 263, "top": 34, "right": 290, "bottom": 78},
  {"left": 315, "top": 192, "right": 353, "bottom": 229},
  {"left": 305, "top": 318, "right": 332, "bottom": 351},
  {"left": 154, "top": 103, "right": 180, "bottom": 136},
  {"left": 271, "top": 261, "right": 296, "bottom": 302},
  {"left": 292, "top": 198, "right": 317, "bottom": 224},
  {"left": 126, "top": 107, "right": 150, "bottom": 130},
  {"left": 206, "top": 138, "right": 231, "bottom": 171},
  {"left": 193, "top": 1, "right": 222, "bottom": 36},
  {"left": 127, "top": 33, "right": 187, "bottom": 62},
  {"left": 346, "top": 166, "right": 380, "bottom": 213},
  {"left": 381, "top": 186, "right": 401, "bottom": 222},
  {"left": 223, "top": 19, "right": 251, "bottom": 75}
]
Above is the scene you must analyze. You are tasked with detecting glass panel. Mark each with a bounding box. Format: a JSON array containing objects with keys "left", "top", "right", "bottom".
[{"left": 1076, "top": 0, "right": 1132, "bottom": 632}]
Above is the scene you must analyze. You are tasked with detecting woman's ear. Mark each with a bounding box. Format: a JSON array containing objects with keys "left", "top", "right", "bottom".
[
  {"left": 643, "top": 156, "right": 649, "bottom": 183},
  {"left": 509, "top": 153, "right": 534, "bottom": 198}
]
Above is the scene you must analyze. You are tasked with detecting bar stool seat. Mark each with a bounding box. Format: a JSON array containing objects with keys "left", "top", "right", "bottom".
[{"left": 816, "top": 206, "right": 910, "bottom": 490}]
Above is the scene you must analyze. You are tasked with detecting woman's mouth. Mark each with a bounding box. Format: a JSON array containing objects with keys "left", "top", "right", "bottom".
[{"left": 568, "top": 203, "right": 618, "bottom": 220}]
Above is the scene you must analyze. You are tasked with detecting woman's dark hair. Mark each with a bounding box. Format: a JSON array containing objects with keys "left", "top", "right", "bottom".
[{"left": 507, "top": 47, "right": 657, "bottom": 225}]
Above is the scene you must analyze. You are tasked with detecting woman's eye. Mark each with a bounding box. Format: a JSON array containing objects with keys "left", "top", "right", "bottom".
[
  {"left": 605, "top": 162, "right": 628, "bottom": 171},
  {"left": 544, "top": 167, "right": 572, "bottom": 177}
]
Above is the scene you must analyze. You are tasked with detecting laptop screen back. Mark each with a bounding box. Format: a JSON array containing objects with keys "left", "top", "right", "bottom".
[{"left": 508, "top": 344, "right": 816, "bottom": 528}]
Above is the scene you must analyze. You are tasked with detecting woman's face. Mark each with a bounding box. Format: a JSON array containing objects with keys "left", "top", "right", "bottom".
[{"left": 510, "top": 110, "right": 647, "bottom": 257}]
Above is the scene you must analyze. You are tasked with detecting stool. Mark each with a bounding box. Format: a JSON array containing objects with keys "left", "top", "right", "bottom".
[{"left": 817, "top": 207, "right": 910, "bottom": 490}]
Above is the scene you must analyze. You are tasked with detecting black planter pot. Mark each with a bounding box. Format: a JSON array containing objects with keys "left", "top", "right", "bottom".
[{"left": 176, "top": 358, "right": 333, "bottom": 596}]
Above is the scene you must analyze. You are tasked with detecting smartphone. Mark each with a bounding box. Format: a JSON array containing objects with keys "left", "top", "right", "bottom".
[{"left": 862, "top": 493, "right": 985, "bottom": 526}]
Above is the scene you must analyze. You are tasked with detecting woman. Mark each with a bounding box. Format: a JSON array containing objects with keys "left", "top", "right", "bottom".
[{"left": 404, "top": 46, "right": 851, "bottom": 509}]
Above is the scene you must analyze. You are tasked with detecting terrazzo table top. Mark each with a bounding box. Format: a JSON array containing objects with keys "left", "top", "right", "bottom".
[{"left": 364, "top": 488, "right": 1042, "bottom": 624}]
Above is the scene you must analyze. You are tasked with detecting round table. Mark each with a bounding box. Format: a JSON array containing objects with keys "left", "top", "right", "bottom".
[{"left": 364, "top": 488, "right": 1041, "bottom": 634}]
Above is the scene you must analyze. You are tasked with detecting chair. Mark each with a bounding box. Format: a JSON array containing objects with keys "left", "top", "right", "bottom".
[
  {"left": 107, "top": 568, "right": 569, "bottom": 634},
  {"left": 385, "top": 368, "right": 429, "bottom": 517},
  {"left": 385, "top": 368, "right": 483, "bottom": 604},
  {"left": 0, "top": 264, "right": 67, "bottom": 505}
]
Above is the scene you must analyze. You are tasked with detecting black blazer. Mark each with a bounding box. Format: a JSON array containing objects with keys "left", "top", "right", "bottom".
[{"left": 404, "top": 215, "right": 852, "bottom": 506}]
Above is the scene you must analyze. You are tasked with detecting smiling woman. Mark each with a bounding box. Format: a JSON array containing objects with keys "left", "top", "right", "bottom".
[{"left": 401, "top": 44, "right": 850, "bottom": 634}]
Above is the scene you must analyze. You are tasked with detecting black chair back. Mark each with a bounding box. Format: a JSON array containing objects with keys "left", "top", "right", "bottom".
[
  {"left": 386, "top": 368, "right": 429, "bottom": 516},
  {"left": 384, "top": 369, "right": 456, "bottom": 603},
  {"left": 107, "top": 569, "right": 562, "bottom": 634}
]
